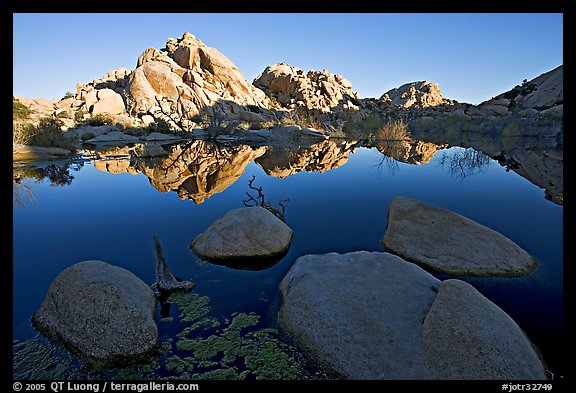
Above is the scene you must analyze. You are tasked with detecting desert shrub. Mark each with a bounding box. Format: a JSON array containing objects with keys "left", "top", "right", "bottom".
[
  {"left": 362, "top": 114, "right": 385, "bottom": 134},
  {"left": 74, "top": 110, "right": 86, "bottom": 123},
  {"left": 14, "top": 116, "right": 75, "bottom": 149},
  {"left": 144, "top": 118, "right": 174, "bottom": 134},
  {"left": 374, "top": 119, "right": 412, "bottom": 141},
  {"left": 62, "top": 91, "right": 75, "bottom": 99},
  {"left": 76, "top": 114, "right": 114, "bottom": 127},
  {"left": 13, "top": 97, "right": 32, "bottom": 120},
  {"left": 267, "top": 94, "right": 282, "bottom": 108},
  {"left": 80, "top": 132, "right": 96, "bottom": 141}
]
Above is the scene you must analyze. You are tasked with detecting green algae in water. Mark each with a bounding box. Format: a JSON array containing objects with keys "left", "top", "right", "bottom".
[
  {"left": 14, "top": 290, "right": 315, "bottom": 380},
  {"left": 13, "top": 337, "right": 72, "bottom": 380}
]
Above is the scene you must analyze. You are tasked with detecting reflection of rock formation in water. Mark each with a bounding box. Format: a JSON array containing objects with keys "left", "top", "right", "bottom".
[
  {"left": 411, "top": 129, "right": 563, "bottom": 205},
  {"left": 255, "top": 140, "right": 359, "bottom": 178},
  {"left": 137, "top": 142, "right": 266, "bottom": 204},
  {"left": 502, "top": 150, "right": 563, "bottom": 205},
  {"left": 93, "top": 141, "right": 266, "bottom": 204},
  {"left": 373, "top": 140, "right": 448, "bottom": 165}
]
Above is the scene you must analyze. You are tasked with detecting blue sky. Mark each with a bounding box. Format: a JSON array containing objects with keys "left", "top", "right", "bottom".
[{"left": 13, "top": 13, "right": 562, "bottom": 105}]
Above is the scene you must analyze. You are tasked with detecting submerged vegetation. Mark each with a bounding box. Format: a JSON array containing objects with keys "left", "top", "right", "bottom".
[{"left": 13, "top": 289, "right": 314, "bottom": 380}]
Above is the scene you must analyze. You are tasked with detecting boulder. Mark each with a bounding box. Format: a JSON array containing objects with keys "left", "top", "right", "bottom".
[
  {"left": 84, "top": 131, "right": 140, "bottom": 143},
  {"left": 31, "top": 260, "right": 158, "bottom": 366},
  {"left": 92, "top": 90, "right": 125, "bottom": 115},
  {"left": 64, "top": 125, "right": 118, "bottom": 141},
  {"left": 420, "top": 279, "right": 547, "bottom": 379},
  {"left": 382, "top": 197, "right": 537, "bottom": 276},
  {"left": 239, "top": 110, "right": 266, "bottom": 122},
  {"left": 13, "top": 144, "right": 71, "bottom": 162},
  {"left": 144, "top": 132, "right": 180, "bottom": 141},
  {"left": 480, "top": 104, "right": 509, "bottom": 116},
  {"left": 518, "top": 108, "right": 539, "bottom": 118},
  {"left": 279, "top": 251, "right": 547, "bottom": 379},
  {"left": 279, "top": 251, "right": 440, "bottom": 379},
  {"left": 191, "top": 206, "right": 292, "bottom": 260}
]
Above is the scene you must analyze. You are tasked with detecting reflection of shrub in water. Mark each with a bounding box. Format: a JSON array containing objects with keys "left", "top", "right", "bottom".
[
  {"left": 14, "top": 161, "right": 84, "bottom": 189},
  {"left": 439, "top": 148, "right": 491, "bottom": 180}
]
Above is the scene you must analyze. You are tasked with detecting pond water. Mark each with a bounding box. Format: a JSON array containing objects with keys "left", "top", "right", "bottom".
[{"left": 12, "top": 132, "right": 563, "bottom": 378}]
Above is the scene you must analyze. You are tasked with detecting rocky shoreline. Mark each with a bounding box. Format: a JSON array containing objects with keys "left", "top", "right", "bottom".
[{"left": 13, "top": 31, "right": 562, "bottom": 160}]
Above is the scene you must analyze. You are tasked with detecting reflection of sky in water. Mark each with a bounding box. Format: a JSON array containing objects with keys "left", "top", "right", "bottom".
[{"left": 13, "top": 145, "right": 563, "bottom": 375}]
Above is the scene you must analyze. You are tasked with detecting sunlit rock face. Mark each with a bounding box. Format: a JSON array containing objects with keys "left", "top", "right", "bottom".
[
  {"left": 253, "top": 63, "right": 360, "bottom": 114},
  {"left": 255, "top": 140, "right": 359, "bottom": 178},
  {"left": 379, "top": 81, "right": 448, "bottom": 108},
  {"left": 127, "top": 32, "right": 273, "bottom": 126}
]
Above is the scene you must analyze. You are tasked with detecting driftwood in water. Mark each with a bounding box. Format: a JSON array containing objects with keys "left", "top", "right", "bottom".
[{"left": 152, "top": 234, "right": 195, "bottom": 292}]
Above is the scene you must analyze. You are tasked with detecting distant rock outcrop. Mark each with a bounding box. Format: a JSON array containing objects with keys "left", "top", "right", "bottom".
[
  {"left": 469, "top": 65, "right": 563, "bottom": 118},
  {"left": 380, "top": 81, "right": 449, "bottom": 108},
  {"left": 254, "top": 63, "right": 360, "bottom": 114},
  {"left": 14, "top": 31, "right": 562, "bottom": 145}
]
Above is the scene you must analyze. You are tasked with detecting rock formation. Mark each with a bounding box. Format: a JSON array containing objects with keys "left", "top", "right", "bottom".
[
  {"left": 190, "top": 206, "right": 293, "bottom": 261},
  {"left": 469, "top": 65, "right": 563, "bottom": 118},
  {"left": 278, "top": 251, "right": 547, "bottom": 379},
  {"left": 14, "top": 30, "right": 562, "bottom": 142},
  {"left": 32, "top": 260, "right": 158, "bottom": 366},
  {"left": 254, "top": 63, "right": 359, "bottom": 114},
  {"left": 382, "top": 197, "right": 537, "bottom": 276},
  {"left": 380, "top": 81, "right": 449, "bottom": 108},
  {"left": 127, "top": 32, "right": 275, "bottom": 129}
]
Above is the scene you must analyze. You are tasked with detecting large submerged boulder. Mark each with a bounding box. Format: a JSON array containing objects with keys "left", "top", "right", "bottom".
[
  {"left": 278, "top": 251, "right": 547, "bottom": 379},
  {"left": 382, "top": 197, "right": 537, "bottom": 276},
  {"left": 32, "top": 260, "right": 158, "bottom": 366},
  {"left": 191, "top": 206, "right": 293, "bottom": 261}
]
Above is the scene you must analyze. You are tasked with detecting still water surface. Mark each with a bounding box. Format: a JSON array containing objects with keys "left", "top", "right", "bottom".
[{"left": 13, "top": 135, "right": 563, "bottom": 377}]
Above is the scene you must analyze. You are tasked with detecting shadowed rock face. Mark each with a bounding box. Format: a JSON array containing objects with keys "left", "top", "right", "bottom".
[
  {"left": 279, "top": 251, "right": 546, "bottom": 380},
  {"left": 32, "top": 260, "right": 158, "bottom": 367},
  {"left": 382, "top": 197, "right": 537, "bottom": 276},
  {"left": 256, "top": 140, "right": 359, "bottom": 178},
  {"left": 411, "top": 129, "right": 563, "bottom": 205}
]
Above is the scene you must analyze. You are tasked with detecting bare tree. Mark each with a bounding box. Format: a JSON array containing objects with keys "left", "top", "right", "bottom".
[{"left": 243, "top": 175, "right": 289, "bottom": 222}]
